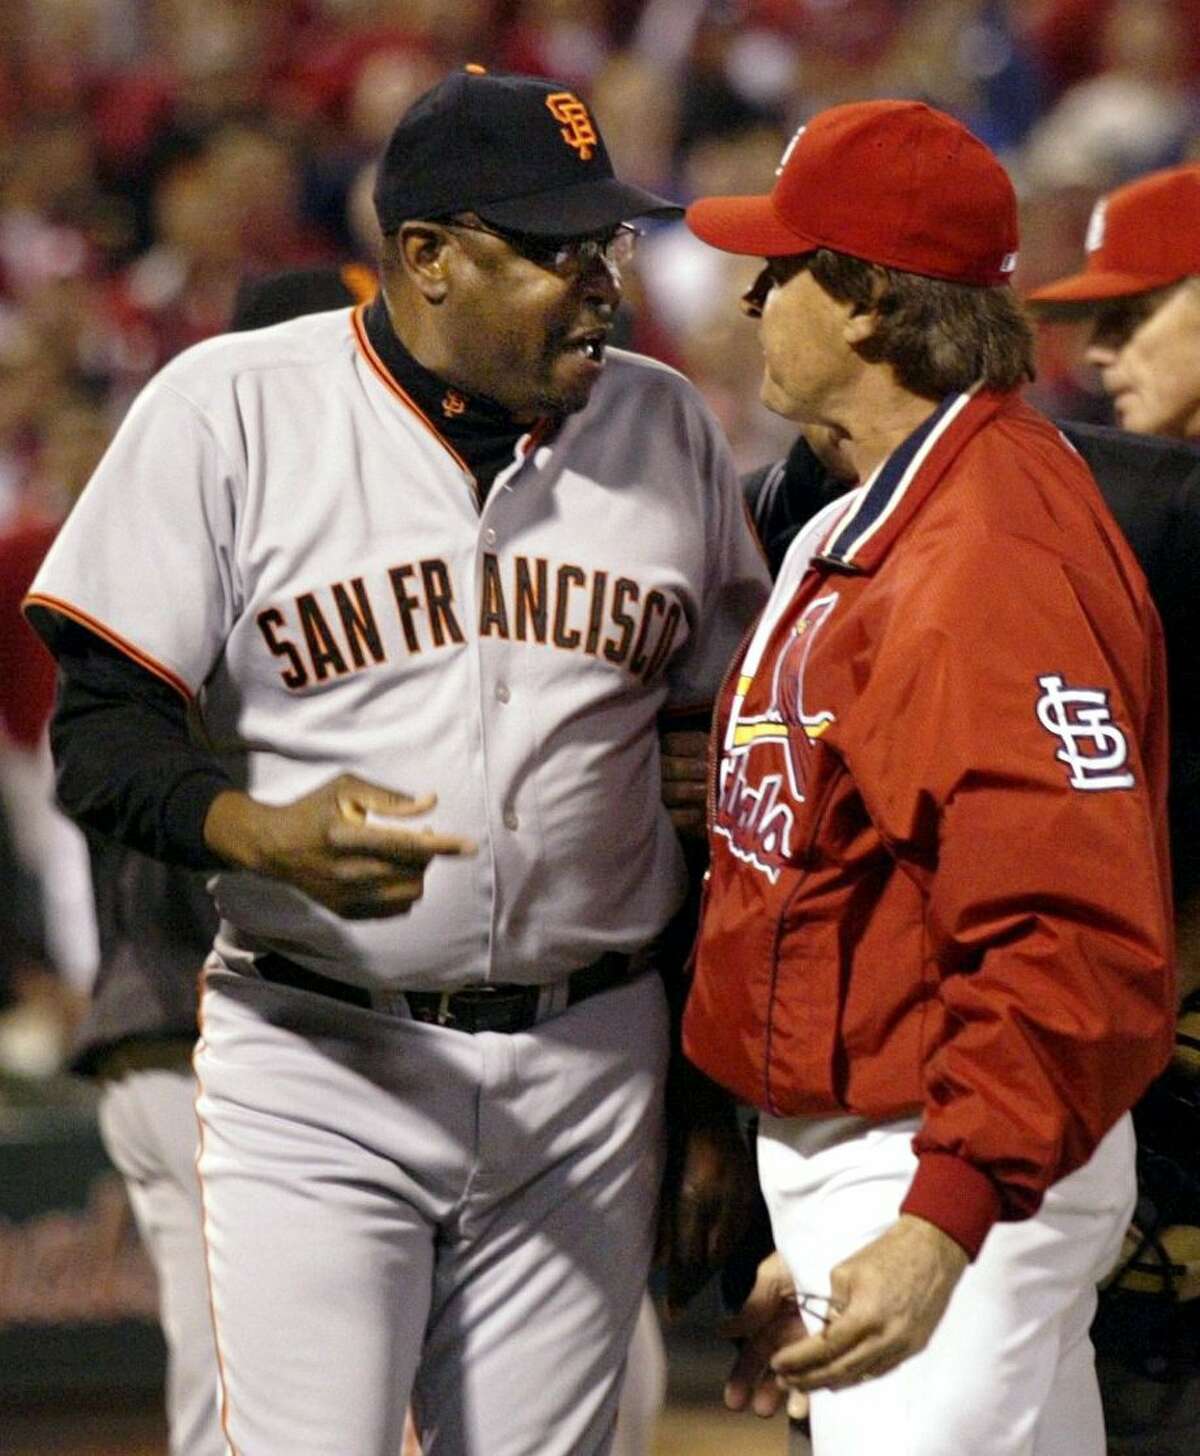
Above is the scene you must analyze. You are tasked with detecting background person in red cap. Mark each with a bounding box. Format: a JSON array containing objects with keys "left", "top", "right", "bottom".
[
  {"left": 1026, "top": 164, "right": 1200, "bottom": 441},
  {"left": 1024, "top": 160, "right": 1200, "bottom": 1454},
  {"left": 679, "top": 99, "right": 1175, "bottom": 1455},
  {"left": 23, "top": 66, "right": 768, "bottom": 1456}
]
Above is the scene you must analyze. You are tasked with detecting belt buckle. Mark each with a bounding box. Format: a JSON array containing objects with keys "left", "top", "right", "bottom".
[
  {"left": 396, "top": 990, "right": 460, "bottom": 1028},
  {"left": 401, "top": 984, "right": 543, "bottom": 1034},
  {"left": 433, "top": 991, "right": 459, "bottom": 1028},
  {"left": 454, "top": 985, "right": 539, "bottom": 1034}
]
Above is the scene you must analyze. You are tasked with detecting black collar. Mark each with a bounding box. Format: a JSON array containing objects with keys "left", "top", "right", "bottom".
[{"left": 363, "top": 294, "right": 538, "bottom": 492}]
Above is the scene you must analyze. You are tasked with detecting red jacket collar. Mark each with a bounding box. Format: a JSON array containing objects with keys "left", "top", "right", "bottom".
[{"left": 814, "top": 388, "right": 1014, "bottom": 574}]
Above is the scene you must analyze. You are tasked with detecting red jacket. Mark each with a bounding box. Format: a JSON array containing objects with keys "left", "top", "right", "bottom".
[{"left": 685, "top": 389, "right": 1175, "bottom": 1258}]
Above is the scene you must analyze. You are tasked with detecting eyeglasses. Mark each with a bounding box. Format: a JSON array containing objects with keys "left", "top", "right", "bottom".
[{"left": 442, "top": 218, "right": 639, "bottom": 275}]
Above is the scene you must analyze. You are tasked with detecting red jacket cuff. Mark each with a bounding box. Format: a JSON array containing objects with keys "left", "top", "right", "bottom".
[{"left": 900, "top": 1151, "right": 1003, "bottom": 1261}]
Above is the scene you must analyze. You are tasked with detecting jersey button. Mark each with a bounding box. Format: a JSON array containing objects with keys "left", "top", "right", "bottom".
[
  {"left": 483, "top": 527, "right": 498, "bottom": 546},
  {"left": 503, "top": 809, "right": 519, "bottom": 831},
  {"left": 495, "top": 682, "right": 510, "bottom": 703}
]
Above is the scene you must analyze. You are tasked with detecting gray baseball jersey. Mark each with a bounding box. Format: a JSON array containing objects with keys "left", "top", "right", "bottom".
[{"left": 28, "top": 304, "right": 768, "bottom": 990}]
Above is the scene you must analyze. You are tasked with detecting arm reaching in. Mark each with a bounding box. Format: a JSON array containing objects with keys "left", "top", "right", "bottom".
[
  {"left": 721, "top": 1251, "right": 809, "bottom": 1418},
  {"left": 660, "top": 728, "right": 709, "bottom": 841}
]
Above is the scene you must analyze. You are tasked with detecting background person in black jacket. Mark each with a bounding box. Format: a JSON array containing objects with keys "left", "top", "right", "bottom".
[{"left": 1027, "top": 162, "right": 1200, "bottom": 983}]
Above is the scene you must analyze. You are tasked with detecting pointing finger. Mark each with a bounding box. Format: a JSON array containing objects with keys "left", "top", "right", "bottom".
[{"left": 329, "top": 823, "right": 477, "bottom": 860}]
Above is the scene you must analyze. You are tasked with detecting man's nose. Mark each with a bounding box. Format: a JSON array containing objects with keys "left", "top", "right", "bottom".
[
  {"left": 581, "top": 252, "right": 621, "bottom": 310},
  {"left": 1084, "top": 338, "right": 1118, "bottom": 371}
]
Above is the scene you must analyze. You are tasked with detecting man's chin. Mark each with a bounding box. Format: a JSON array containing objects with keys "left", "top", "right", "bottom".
[
  {"left": 536, "top": 378, "right": 597, "bottom": 419},
  {"left": 760, "top": 379, "right": 804, "bottom": 423}
]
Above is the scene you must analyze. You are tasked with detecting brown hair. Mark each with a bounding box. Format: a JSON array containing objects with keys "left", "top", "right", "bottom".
[{"left": 804, "top": 249, "right": 1035, "bottom": 399}]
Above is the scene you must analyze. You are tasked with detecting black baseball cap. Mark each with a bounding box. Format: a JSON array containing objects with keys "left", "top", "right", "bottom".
[{"left": 373, "top": 65, "right": 682, "bottom": 238}]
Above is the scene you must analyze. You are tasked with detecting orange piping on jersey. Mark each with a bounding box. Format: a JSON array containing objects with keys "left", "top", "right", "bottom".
[
  {"left": 521, "top": 416, "right": 554, "bottom": 456},
  {"left": 339, "top": 262, "right": 377, "bottom": 304},
  {"left": 350, "top": 304, "right": 479, "bottom": 497},
  {"left": 21, "top": 592, "right": 193, "bottom": 703},
  {"left": 192, "top": 964, "right": 243, "bottom": 1456}
]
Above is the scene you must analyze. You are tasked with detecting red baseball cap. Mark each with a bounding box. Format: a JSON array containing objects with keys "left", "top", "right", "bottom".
[
  {"left": 686, "top": 100, "right": 1019, "bottom": 287},
  {"left": 1026, "top": 165, "right": 1200, "bottom": 306}
]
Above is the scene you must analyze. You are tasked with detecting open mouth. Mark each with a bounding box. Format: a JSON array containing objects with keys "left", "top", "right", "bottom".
[{"left": 567, "top": 330, "right": 608, "bottom": 364}]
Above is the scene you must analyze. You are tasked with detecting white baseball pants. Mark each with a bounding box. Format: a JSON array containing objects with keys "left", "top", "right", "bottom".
[
  {"left": 194, "top": 963, "right": 668, "bottom": 1456},
  {"left": 759, "top": 1110, "right": 1137, "bottom": 1456}
]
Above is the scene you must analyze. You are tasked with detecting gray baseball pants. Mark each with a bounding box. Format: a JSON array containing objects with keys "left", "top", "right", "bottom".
[
  {"left": 98, "top": 1053, "right": 225, "bottom": 1456},
  {"left": 194, "top": 963, "right": 668, "bottom": 1456}
]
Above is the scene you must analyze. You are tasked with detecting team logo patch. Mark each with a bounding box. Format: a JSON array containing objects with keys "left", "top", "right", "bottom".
[
  {"left": 1085, "top": 197, "right": 1108, "bottom": 255},
  {"left": 1035, "top": 673, "right": 1134, "bottom": 791},
  {"left": 775, "top": 125, "right": 805, "bottom": 176},
  {"left": 442, "top": 389, "right": 467, "bottom": 419},
  {"left": 545, "top": 92, "right": 598, "bottom": 160}
]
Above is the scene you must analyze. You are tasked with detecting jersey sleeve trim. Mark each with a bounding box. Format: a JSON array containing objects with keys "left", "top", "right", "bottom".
[
  {"left": 22, "top": 592, "right": 194, "bottom": 704},
  {"left": 351, "top": 304, "right": 475, "bottom": 482}
]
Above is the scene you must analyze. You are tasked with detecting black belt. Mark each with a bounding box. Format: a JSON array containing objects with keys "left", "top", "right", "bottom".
[{"left": 254, "top": 950, "right": 636, "bottom": 1034}]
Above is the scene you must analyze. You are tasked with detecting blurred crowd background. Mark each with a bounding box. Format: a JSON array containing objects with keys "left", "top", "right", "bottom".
[{"left": 2, "top": 0, "right": 1200, "bottom": 1076}]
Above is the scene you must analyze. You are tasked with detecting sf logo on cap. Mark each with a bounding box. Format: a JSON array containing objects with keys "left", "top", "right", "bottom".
[{"left": 546, "top": 93, "right": 597, "bottom": 161}]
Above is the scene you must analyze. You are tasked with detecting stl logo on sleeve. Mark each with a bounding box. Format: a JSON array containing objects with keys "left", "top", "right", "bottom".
[{"left": 1035, "top": 673, "right": 1135, "bottom": 791}]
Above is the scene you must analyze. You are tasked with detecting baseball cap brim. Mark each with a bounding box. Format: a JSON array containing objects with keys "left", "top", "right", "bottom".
[
  {"left": 1026, "top": 268, "right": 1180, "bottom": 305},
  {"left": 478, "top": 177, "right": 682, "bottom": 236},
  {"left": 686, "top": 194, "right": 816, "bottom": 257}
]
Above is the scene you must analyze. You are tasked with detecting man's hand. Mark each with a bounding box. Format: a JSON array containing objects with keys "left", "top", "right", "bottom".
[
  {"left": 203, "top": 775, "right": 475, "bottom": 919},
  {"left": 660, "top": 729, "right": 708, "bottom": 840},
  {"left": 660, "top": 1115, "right": 756, "bottom": 1316},
  {"left": 721, "top": 1251, "right": 809, "bottom": 1419},
  {"left": 768, "top": 1215, "right": 968, "bottom": 1392}
]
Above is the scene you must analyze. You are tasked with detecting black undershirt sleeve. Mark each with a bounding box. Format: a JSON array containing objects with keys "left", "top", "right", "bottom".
[{"left": 45, "top": 623, "right": 232, "bottom": 869}]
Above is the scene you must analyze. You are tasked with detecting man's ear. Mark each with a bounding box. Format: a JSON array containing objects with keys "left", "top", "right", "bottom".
[
  {"left": 396, "top": 223, "right": 452, "bottom": 304},
  {"left": 843, "top": 264, "right": 888, "bottom": 345},
  {"left": 843, "top": 308, "right": 877, "bottom": 345}
]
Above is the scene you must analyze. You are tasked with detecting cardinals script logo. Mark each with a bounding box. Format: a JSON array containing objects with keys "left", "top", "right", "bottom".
[{"left": 715, "top": 594, "right": 839, "bottom": 883}]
